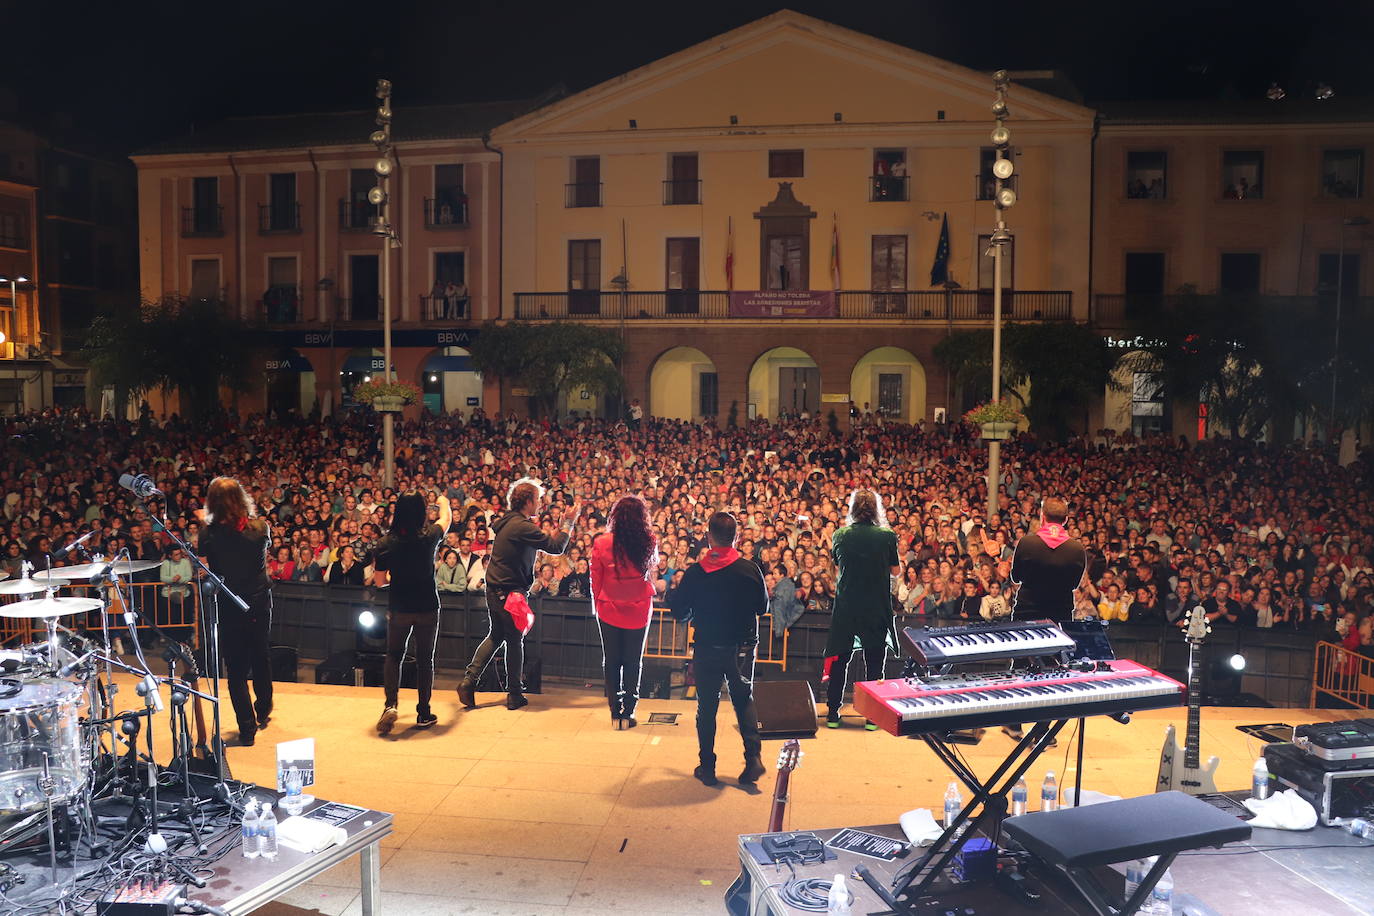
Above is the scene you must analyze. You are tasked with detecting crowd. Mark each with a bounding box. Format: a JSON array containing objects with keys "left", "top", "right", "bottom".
[{"left": 3, "top": 405, "right": 1373, "bottom": 661}]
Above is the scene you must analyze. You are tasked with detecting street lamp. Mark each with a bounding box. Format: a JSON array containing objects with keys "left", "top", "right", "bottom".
[
  {"left": 1332, "top": 215, "right": 1371, "bottom": 426},
  {"left": 369, "top": 79, "right": 400, "bottom": 488},
  {"left": 985, "top": 72, "right": 1016, "bottom": 524},
  {"left": 0, "top": 275, "right": 27, "bottom": 417}
]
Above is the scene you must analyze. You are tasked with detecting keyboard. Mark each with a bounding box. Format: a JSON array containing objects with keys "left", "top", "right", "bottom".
[
  {"left": 900, "top": 619, "right": 1077, "bottom": 666},
  {"left": 853, "top": 659, "right": 1185, "bottom": 736}
]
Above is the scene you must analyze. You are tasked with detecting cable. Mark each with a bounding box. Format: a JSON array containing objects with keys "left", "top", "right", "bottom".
[{"left": 777, "top": 875, "right": 837, "bottom": 911}]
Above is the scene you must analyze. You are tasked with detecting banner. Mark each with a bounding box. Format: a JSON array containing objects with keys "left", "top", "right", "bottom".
[{"left": 729, "top": 290, "right": 836, "bottom": 318}]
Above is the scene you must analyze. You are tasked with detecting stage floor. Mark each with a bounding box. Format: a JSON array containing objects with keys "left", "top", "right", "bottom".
[{"left": 99, "top": 678, "right": 1368, "bottom": 915}]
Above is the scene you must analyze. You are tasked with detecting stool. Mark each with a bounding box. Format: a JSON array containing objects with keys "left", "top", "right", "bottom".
[{"left": 1000, "top": 791, "right": 1251, "bottom": 916}]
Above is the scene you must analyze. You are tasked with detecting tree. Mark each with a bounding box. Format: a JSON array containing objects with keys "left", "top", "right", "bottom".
[{"left": 468, "top": 321, "right": 625, "bottom": 418}]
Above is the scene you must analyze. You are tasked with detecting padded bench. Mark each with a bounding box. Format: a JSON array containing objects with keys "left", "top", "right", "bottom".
[{"left": 1001, "top": 791, "right": 1252, "bottom": 916}]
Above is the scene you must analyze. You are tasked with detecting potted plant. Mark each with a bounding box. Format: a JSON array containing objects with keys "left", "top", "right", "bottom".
[
  {"left": 964, "top": 399, "right": 1024, "bottom": 440},
  {"left": 352, "top": 378, "right": 423, "bottom": 412}
]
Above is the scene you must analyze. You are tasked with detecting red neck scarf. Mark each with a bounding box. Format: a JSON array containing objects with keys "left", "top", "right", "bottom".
[
  {"left": 700, "top": 547, "right": 740, "bottom": 573},
  {"left": 1036, "top": 522, "right": 1069, "bottom": 549}
]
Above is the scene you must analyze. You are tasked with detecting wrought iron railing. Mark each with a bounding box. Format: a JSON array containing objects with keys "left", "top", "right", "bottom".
[
  {"left": 419, "top": 294, "right": 470, "bottom": 321},
  {"left": 258, "top": 202, "right": 302, "bottom": 233},
  {"left": 338, "top": 199, "right": 376, "bottom": 231},
  {"left": 181, "top": 206, "right": 224, "bottom": 237},
  {"left": 869, "top": 175, "right": 909, "bottom": 202},
  {"left": 424, "top": 197, "right": 469, "bottom": 227},
  {"left": 565, "top": 182, "right": 603, "bottom": 208},
  {"left": 662, "top": 179, "right": 701, "bottom": 205}
]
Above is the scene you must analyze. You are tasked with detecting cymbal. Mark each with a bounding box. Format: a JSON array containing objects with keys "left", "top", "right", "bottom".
[
  {"left": 0, "top": 578, "right": 67, "bottom": 595},
  {"left": 56, "top": 559, "right": 162, "bottom": 579},
  {"left": 1, "top": 595, "right": 104, "bottom": 619}
]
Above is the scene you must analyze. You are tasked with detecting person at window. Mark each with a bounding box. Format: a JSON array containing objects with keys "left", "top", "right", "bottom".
[
  {"left": 429, "top": 279, "right": 445, "bottom": 319},
  {"left": 591, "top": 494, "right": 659, "bottom": 728}
]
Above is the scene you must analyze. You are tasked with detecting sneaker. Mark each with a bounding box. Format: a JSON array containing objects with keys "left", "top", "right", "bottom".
[
  {"left": 506, "top": 694, "right": 529, "bottom": 710},
  {"left": 826, "top": 710, "right": 842, "bottom": 729},
  {"left": 457, "top": 679, "right": 477, "bottom": 709},
  {"left": 864, "top": 720, "right": 879, "bottom": 731},
  {"left": 693, "top": 764, "right": 719, "bottom": 786},
  {"left": 415, "top": 712, "right": 438, "bottom": 729},
  {"left": 376, "top": 707, "right": 398, "bottom": 736}
]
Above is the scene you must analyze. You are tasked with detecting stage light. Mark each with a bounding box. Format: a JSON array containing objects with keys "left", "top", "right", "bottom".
[
  {"left": 369, "top": 129, "right": 387, "bottom": 146},
  {"left": 374, "top": 158, "right": 393, "bottom": 177},
  {"left": 1266, "top": 83, "right": 1286, "bottom": 101},
  {"left": 429, "top": 374, "right": 438, "bottom": 382},
  {"left": 367, "top": 187, "right": 387, "bottom": 206},
  {"left": 995, "top": 187, "right": 1017, "bottom": 209},
  {"left": 990, "top": 126, "right": 1011, "bottom": 148},
  {"left": 1228, "top": 653, "right": 1246, "bottom": 671},
  {"left": 358, "top": 610, "right": 377, "bottom": 629},
  {"left": 992, "top": 158, "right": 1015, "bottom": 180},
  {"left": 376, "top": 79, "right": 392, "bottom": 97},
  {"left": 1315, "top": 83, "right": 1334, "bottom": 101},
  {"left": 992, "top": 98, "right": 1008, "bottom": 117}
]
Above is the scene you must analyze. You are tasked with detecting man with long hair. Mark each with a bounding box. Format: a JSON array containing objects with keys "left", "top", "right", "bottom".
[
  {"left": 458, "top": 478, "right": 580, "bottom": 710},
  {"left": 668, "top": 511, "right": 768, "bottom": 786},
  {"left": 371, "top": 490, "right": 452, "bottom": 734},
  {"left": 590, "top": 494, "right": 659, "bottom": 728},
  {"left": 823, "top": 488, "right": 899, "bottom": 730},
  {"left": 199, "top": 476, "right": 274, "bottom": 746}
]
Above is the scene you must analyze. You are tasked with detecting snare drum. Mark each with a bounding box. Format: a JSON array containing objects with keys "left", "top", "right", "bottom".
[{"left": 0, "top": 678, "right": 84, "bottom": 814}]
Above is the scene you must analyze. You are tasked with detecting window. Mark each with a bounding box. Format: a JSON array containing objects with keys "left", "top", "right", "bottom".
[
  {"left": 977, "top": 148, "right": 1015, "bottom": 200},
  {"left": 1322, "top": 149, "right": 1363, "bottom": 199},
  {"left": 567, "top": 157, "right": 601, "bottom": 207},
  {"left": 1218, "top": 252, "right": 1262, "bottom": 294},
  {"left": 1131, "top": 371, "right": 1168, "bottom": 436},
  {"left": 871, "top": 150, "right": 908, "bottom": 201},
  {"left": 699, "top": 371, "right": 719, "bottom": 417},
  {"left": 191, "top": 177, "right": 219, "bottom": 233},
  {"left": 1221, "top": 151, "right": 1264, "bottom": 199},
  {"left": 878, "top": 373, "right": 903, "bottom": 417},
  {"left": 1317, "top": 253, "right": 1360, "bottom": 302},
  {"left": 871, "top": 235, "right": 907, "bottom": 313},
  {"left": 977, "top": 233, "right": 1015, "bottom": 289},
  {"left": 430, "top": 164, "right": 468, "bottom": 225},
  {"left": 349, "top": 255, "right": 380, "bottom": 321},
  {"left": 665, "top": 238, "right": 700, "bottom": 314},
  {"left": 0, "top": 210, "right": 25, "bottom": 249},
  {"left": 265, "top": 257, "right": 299, "bottom": 322},
  {"left": 568, "top": 239, "right": 601, "bottom": 314},
  {"left": 768, "top": 149, "right": 804, "bottom": 178},
  {"left": 765, "top": 235, "right": 805, "bottom": 289},
  {"left": 345, "top": 169, "right": 374, "bottom": 230},
  {"left": 664, "top": 153, "right": 699, "bottom": 205},
  {"left": 1126, "top": 151, "right": 1167, "bottom": 198},
  {"left": 1124, "top": 252, "right": 1166, "bottom": 318},
  {"left": 189, "top": 259, "right": 221, "bottom": 303},
  {"left": 266, "top": 172, "right": 299, "bottom": 231},
  {"left": 432, "top": 252, "right": 468, "bottom": 319}
]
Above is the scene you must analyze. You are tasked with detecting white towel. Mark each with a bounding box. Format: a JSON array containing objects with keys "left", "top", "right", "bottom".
[
  {"left": 898, "top": 808, "right": 944, "bottom": 846},
  {"left": 1242, "top": 789, "right": 1318, "bottom": 830}
]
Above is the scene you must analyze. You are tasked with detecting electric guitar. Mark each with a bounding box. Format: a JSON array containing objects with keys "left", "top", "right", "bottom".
[
  {"left": 726, "top": 739, "right": 803, "bottom": 915},
  {"left": 1156, "top": 606, "right": 1219, "bottom": 795}
]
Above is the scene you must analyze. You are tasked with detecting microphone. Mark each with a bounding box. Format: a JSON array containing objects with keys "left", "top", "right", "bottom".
[
  {"left": 119, "top": 473, "right": 164, "bottom": 500},
  {"left": 137, "top": 674, "right": 164, "bottom": 714},
  {"left": 57, "top": 650, "right": 96, "bottom": 678},
  {"left": 53, "top": 530, "right": 96, "bottom": 560}
]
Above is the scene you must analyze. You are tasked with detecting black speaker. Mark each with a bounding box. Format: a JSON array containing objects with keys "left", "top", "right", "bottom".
[
  {"left": 753, "top": 679, "right": 818, "bottom": 737},
  {"left": 641, "top": 664, "right": 674, "bottom": 700},
  {"left": 314, "top": 650, "right": 359, "bottom": 686},
  {"left": 270, "top": 646, "right": 299, "bottom": 683}
]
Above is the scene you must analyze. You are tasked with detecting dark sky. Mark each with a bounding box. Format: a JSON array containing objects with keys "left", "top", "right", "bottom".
[{"left": 4, "top": 0, "right": 1370, "bottom": 154}]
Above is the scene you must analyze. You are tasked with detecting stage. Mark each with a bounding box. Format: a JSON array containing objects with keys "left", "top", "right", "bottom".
[{"left": 42, "top": 676, "right": 1369, "bottom": 915}]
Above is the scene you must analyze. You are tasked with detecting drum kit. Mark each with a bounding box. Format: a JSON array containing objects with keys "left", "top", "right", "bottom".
[{"left": 0, "top": 554, "right": 229, "bottom": 893}]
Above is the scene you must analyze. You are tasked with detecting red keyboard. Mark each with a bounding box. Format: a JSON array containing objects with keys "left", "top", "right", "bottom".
[{"left": 854, "top": 659, "right": 1185, "bottom": 736}]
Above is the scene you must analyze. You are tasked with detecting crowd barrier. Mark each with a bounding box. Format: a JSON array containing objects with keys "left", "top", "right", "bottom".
[
  {"left": 0, "top": 580, "right": 201, "bottom": 648},
  {"left": 267, "top": 585, "right": 1320, "bottom": 707},
  {"left": 1311, "top": 640, "right": 1374, "bottom": 709}
]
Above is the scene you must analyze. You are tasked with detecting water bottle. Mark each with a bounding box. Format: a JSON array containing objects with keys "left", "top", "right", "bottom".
[
  {"left": 282, "top": 765, "right": 304, "bottom": 816},
  {"left": 1148, "top": 867, "right": 1173, "bottom": 915},
  {"left": 1252, "top": 756, "right": 1271, "bottom": 800},
  {"left": 1348, "top": 818, "right": 1373, "bottom": 839},
  {"left": 240, "top": 800, "right": 260, "bottom": 859},
  {"left": 258, "top": 801, "right": 279, "bottom": 859},
  {"left": 827, "top": 872, "right": 852, "bottom": 915},
  {"left": 1041, "top": 771, "right": 1059, "bottom": 812},
  {"left": 1010, "top": 777, "right": 1028, "bottom": 817},
  {"left": 1123, "top": 857, "right": 1153, "bottom": 905},
  {"left": 943, "top": 781, "right": 964, "bottom": 835}
]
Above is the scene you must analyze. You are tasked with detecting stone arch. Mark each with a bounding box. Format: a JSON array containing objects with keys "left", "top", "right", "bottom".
[
  {"left": 416, "top": 346, "right": 482, "bottom": 415},
  {"left": 848, "top": 346, "right": 927, "bottom": 423},
  {"left": 648, "top": 346, "right": 718, "bottom": 420},
  {"left": 747, "top": 346, "right": 820, "bottom": 420}
]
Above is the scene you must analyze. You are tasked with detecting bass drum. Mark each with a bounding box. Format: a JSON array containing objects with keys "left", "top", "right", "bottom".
[{"left": 0, "top": 677, "right": 84, "bottom": 814}]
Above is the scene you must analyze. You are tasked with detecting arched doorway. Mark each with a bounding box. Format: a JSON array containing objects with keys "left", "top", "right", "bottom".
[
  {"left": 748, "top": 346, "right": 819, "bottom": 420},
  {"left": 264, "top": 349, "right": 316, "bottom": 417},
  {"left": 420, "top": 347, "right": 482, "bottom": 414},
  {"left": 1107, "top": 351, "right": 1170, "bottom": 436},
  {"left": 559, "top": 351, "right": 621, "bottom": 420},
  {"left": 648, "top": 346, "right": 718, "bottom": 420},
  {"left": 340, "top": 347, "right": 385, "bottom": 409},
  {"left": 849, "top": 347, "right": 926, "bottom": 423}
]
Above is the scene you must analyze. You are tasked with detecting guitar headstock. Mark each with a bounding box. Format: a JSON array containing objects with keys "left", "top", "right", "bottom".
[
  {"left": 1185, "top": 605, "right": 1211, "bottom": 645},
  {"left": 777, "top": 738, "right": 802, "bottom": 773}
]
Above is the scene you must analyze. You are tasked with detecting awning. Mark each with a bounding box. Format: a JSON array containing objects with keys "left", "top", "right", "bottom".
[{"left": 423, "top": 354, "right": 472, "bottom": 372}]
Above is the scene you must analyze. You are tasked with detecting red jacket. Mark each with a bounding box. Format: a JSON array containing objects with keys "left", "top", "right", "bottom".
[{"left": 591, "top": 532, "right": 657, "bottom": 629}]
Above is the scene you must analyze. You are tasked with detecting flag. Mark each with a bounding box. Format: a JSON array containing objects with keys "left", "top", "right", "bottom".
[
  {"left": 830, "top": 212, "right": 841, "bottom": 290},
  {"left": 725, "top": 216, "right": 735, "bottom": 292},
  {"left": 930, "top": 213, "right": 950, "bottom": 286}
]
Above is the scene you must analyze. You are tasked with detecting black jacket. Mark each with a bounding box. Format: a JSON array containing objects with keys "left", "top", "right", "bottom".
[
  {"left": 668, "top": 557, "right": 768, "bottom": 647},
  {"left": 486, "top": 510, "right": 570, "bottom": 592},
  {"left": 1011, "top": 530, "right": 1086, "bottom": 619}
]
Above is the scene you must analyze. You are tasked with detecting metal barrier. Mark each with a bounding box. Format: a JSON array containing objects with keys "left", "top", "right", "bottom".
[
  {"left": 0, "top": 581, "right": 202, "bottom": 648},
  {"left": 642, "top": 608, "right": 788, "bottom": 670},
  {"left": 1311, "top": 640, "right": 1373, "bottom": 709}
]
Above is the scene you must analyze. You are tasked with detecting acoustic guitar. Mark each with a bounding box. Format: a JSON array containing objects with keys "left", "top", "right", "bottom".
[{"left": 725, "top": 739, "right": 802, "bottom": 915}]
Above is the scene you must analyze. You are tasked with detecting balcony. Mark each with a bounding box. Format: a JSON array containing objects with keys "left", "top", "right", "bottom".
[
  {"left": 1093, "top": 292, "right": 1374, "bottom": 328},
  {"left": 975, "top": 173, "right": 1018, "bottom": 201},
  {"left": 424, "top": 196, "right": 469, "bottom": 228},
  {"left": 565, "top": 182, "right": 603, "bottom": 208},
  {"left": 0, "top": 230, "right": 27, "bottom": 249},
  {"left": 258, "top": 202, "right": 302, "bottom": 234},
  {"left": 513, "top": 289, "right": 1073, "bottom": 321},
  {"left": 419, "top": 294, "right": 471, "bottom": 320},
  {"left": 181, "top": 206, "right": 224, "bottom": 237},
  {"left": 869, "top": 175, "right": 909, "bottom": 202},
  {"left": 334, "top": 296, "right": 379, "bottom": 322},
  {"left": 662, "top": 179, "right": 701, "bottom": 206},
  {"left": 338, "top": 199, "right": 376, "bottom": 232},
  {"left": 258, "top": 286, "right": 301, "bottom": 324}
]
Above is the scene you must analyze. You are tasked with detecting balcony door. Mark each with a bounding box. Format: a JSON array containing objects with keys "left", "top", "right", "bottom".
[
  {"left": 666, "top": 237, "right": 700, "bottom": 314},
  {"left": 192, "top": 177, "right": 218, "bottom": 232},
  {"left": 568, "top": 239, "right": 601, "bottom": 315},
  {"left": 871, "top": 234, "right": 908, "bottom": 313},
  {"left": 349, "top": 254, "right": 380, "bottom": 321},
  {"left": 779, "top": 367, "right": 819, "bottom": 416},
  {"left": 1124, "top": 251, "right": 1166, "bottom": 318},
  {"left": 269, "top": 173, "right": 297, "bottom": 230}
]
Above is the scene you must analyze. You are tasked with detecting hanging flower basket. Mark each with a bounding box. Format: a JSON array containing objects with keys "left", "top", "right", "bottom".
[
  {"left": 353, "top": 378, "right": 422, "bottom": 411},
  {"left": 979, "top": 420, "right": 1017, "bottom": 440},
  {"left": 963, "top": 399, "right": 1024, "bottom": 439},
  {"left": 371, "top": 395, "right": 406, "bottom": 412}
]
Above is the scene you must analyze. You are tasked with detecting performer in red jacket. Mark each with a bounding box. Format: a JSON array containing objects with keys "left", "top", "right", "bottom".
[{"left": 591, "top": 495, "right": 659, "bottom": 728}]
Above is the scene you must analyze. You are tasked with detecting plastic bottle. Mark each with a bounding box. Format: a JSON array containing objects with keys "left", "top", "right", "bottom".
[
  {"left": 1148, "top": 867, "right": 1173, "bottom": 915},
  {"left": 240, "top": 800, "right": 260, "bottom": 859},
  {"left": 282, "top": 765, "right": 304, "bottom": 816},
  {"left": 1041, "top": 771, "right": 1059, "bottom": 813},
  {"left": 1252, "top": 756, "right": 1271, "bottom": 800},
  {"left": 1010, "top": 777, "right": 1028, "bottom": 817},
  {"left": 943, "top": 781, "right": 963, "bottom": 830},
  {"left": 1348, "top": 818, "right": 1373, "bottom": 839},
  {"left": 1123, "top": 856, "right": 1154, "bottom": 905},
  {"left": 827, "top": 872, "right": 852, "bottom": 915},
  {"left": 258, "top": 802, "right": 279, "bottom": 860}
]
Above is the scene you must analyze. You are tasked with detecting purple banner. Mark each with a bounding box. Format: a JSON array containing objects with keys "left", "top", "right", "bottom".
[{"left": 729, "top": 290, "right": 836, "bottom": 318}]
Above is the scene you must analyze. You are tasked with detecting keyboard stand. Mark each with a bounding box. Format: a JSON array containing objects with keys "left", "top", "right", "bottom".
[{"left": 878, "top": 718, "right": 1072, "bottom": 914}]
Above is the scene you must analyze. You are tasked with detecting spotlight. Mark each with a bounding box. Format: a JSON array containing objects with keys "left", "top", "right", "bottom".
[
  {"left": 1266, "top": 83, "right": 1285, "bottom": 101},
  {"left": 364, "top": 375, "right": 372, "bottom": 382},
  {"left": 367, "top": 186, "right": 388, "bottom": 206},
  {"left": 374, "top": 158, "right": 393, "bottom": 177},
  {"left": 376, "top": 105, "right": 392, "bottom": 124},
  {"left": 1228, "top": 653, "right": 1246, "bottom": 672},
  {"left": 358, "top": 610, "right": 377, "bottom": 630},
  {"left": 992, "top": 158, "right": 1015, "bottom": 180},
  {"left": 369, "top": 129, "right": 387, "bottom": 146},
  {"left": 1315, "top": 83, "right": 1334, "bottom": 101},
  {"left": 375, "top": 79, "right": 392, "bottom": 97},
  {"left": 992, "top": 98, "right": 1008, "bottom": 117},
  {"left": 990, "top": 126, "right": 1011, "bottom": 148},
  {"left": 995, "top": 186, "right": 1017, "bottom": 209},
  {"left": 429, "top": 374, "right": 438, "bottom": 382}
]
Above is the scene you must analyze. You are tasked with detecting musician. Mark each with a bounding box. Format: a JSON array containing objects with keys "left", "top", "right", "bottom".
[
  {"left": 590, "top": 495, "right": 659, "bottom": 729},
  {"left": 1005, "top": 496, "right": 1086, "bottom": 741},
  {"left": 668, "top": 511, "right": 768, "bottom": 786},
  {"left": 822, "top": 489, "right": 899, "bottom": 730},
  {"left": 371, "top": 491, "right": 451, "bottom": 734},
  {"left": 457, "top": 478, "right": 580, "bottom": 711},
  {"left": 199, "top": 477, "right": 274, "bottom": 747}
]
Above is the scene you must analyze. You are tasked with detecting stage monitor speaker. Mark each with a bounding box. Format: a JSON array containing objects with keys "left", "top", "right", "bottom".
[
  {"left": 753, "top": 679, "right": 818, "bottom": 737},
  {"left": 271, "top": 646, "right": 299, "bottom": 683},
  {"left": 314, "top": 650, "right": 358, "bottom": 686}
]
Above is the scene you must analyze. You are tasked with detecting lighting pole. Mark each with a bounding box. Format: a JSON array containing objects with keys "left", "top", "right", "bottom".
[
  {"left": 0, "top": 275, "right": 27, "bottom": 417},
  {"left": 369, "top": 80, "right": 399, "bottom": 488},
  {"left": 985, "top": 71, "right": 1017, "bottom": 524},
  {"left": 1331, "top": 215, "right": 1370, "bottom": 428}
]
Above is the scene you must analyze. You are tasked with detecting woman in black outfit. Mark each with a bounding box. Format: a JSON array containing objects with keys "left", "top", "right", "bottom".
[
  {"left": 200, "top": 477, "right": 274, "bottom": 747},
  {"left": 371, "top": 491, "right": 451, "bottom": 734}
]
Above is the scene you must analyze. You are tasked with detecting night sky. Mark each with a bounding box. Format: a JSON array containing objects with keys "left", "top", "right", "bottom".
[{"left": 4, "top": 0, "right": 1369, "bottom": 155}]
